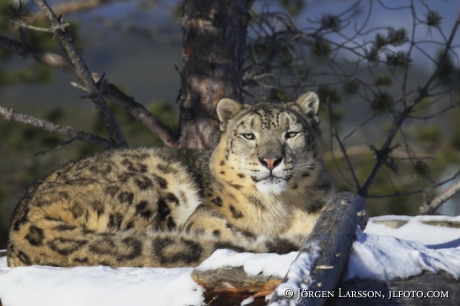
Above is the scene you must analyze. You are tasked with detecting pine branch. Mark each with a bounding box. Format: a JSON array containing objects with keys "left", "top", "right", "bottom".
[
  {"left": 418, "top": 179, "right": 460, "bottom": 215},
  {"left": 7, "top": 18, "right": 70, "bottom": 33},
  {"left": 33, "top": 0, "right": 128, "bottom": 148},
  {"left": 2, "top": 0, "right": 118, "bottom": 35},
  {"left": 0, "top": 105, "right": 115, "bottom": 149},
  {"left": 358, "top": 11, "right": 460, "bottom": 197}
]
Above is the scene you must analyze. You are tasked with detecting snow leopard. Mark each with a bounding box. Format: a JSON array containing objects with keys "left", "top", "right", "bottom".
[{"left": 7, "top": 92, "right": 333, "bottom": 268}]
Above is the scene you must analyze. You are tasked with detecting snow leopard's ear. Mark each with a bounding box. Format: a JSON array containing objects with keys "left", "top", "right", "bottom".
[
  {"left": 216, "top": 98, "right": 243, "bottom": 131},
  {"left": 295, "top": 92, "right": 320, "bottom": 116}
]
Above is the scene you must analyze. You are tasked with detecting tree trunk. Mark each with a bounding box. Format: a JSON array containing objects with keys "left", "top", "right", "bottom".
[{"left": 178, "top": 0, "right": 254, "bottom": 149}]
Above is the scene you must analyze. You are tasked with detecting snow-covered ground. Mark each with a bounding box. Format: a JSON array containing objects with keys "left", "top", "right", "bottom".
[
  {"left": 0, "top": 215, "right": 459, "bottom": 306},
  {"left": 348, "top": 215, "right": 460, "bottom": 281}
]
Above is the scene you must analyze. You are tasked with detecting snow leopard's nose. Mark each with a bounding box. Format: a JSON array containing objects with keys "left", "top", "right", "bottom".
[{"left": 260, "top": 157, "right": 282, "bottom": 171}]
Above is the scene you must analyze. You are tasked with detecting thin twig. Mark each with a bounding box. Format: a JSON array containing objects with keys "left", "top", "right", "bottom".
[
  {"left": 366, "top": 171, "right": 460, "bottom": 199},
  {"left": 34, "top": 138, "right": 76, "bottom": 156},
  {"left": 0, "top": 105, "right": 115, "bottom": 149},
  {"left": 327, "top": 102, "right": 360, "bottom": 189}
]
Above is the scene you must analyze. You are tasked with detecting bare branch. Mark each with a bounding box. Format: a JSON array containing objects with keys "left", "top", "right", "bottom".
[
  {"left": 0, "top": 35, "right": 178, "bottom": 147},
  {"left": 33, "top": 0, "right": 128, "bottom": 147},
  {"left": 0, "top": 105, "right": 115, "bottom": 149},
  {"left": 96, "top": 77, "right": 178, "bottom": 147},
  {"left": 418, "top": 179, "right": 460, "bottom": 215}
]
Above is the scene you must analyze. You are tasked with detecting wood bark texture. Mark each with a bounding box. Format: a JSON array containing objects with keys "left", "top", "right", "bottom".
[
  {"left": 192, "top": 266, "right": 282, "bottom": 305},
  {"left": 268, "top": 192, "right": 369, "bottom": 306},
  {"left": 178, "top": 0, "right": 255, "bottom": 149}
]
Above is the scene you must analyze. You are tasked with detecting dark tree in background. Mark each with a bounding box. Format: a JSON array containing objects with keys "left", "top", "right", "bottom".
[
  {"left": 179, "top": 0, "right": 254, "bottom": 149},
  {"left": 0, "top": 0, "right": 460, "bottom": 250}
]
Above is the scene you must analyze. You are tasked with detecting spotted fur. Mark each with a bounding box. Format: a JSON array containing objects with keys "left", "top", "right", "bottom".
[{"left": 7, "top": 92, "right": 333, "bottom": 268}]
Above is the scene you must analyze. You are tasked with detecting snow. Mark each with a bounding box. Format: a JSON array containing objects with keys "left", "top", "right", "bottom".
[
  {"left": 0, "top": 264, "right": 204, "bottom": 306},
  {"left": 241, "top": 296, "right": 255, "bottom": 306},
  {"left": 366, "top": 215, "right": 460, "bottom": 246},
  {"left": 343, "top": 215, "right": 460, "bottom": 282},
  {"left": 1, "top": 215, "right": 459, "bottom": 306},
  {"left": 346, "top": 229, "right": 460, "bottom": 281},
  {"left": 196, "top": 249, "right": 297, "bottom": 278}
]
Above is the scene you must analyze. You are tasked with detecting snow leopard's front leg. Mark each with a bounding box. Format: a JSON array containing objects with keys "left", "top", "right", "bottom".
[{"left": 182, "top": 205, "right": 302, "bottom": 256}]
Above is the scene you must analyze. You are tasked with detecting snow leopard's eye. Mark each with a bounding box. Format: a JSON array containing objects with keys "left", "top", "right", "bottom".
[
  {"left": 242, "top": 133, "right": 255, "bottom": 140},
  {"left": 285, "top": 132, "right": 298, "bottom": 139}
]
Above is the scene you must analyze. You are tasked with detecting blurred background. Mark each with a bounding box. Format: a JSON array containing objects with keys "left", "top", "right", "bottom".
[{"left": 1, "top": 0, "right": 460, "bottom": 249}]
